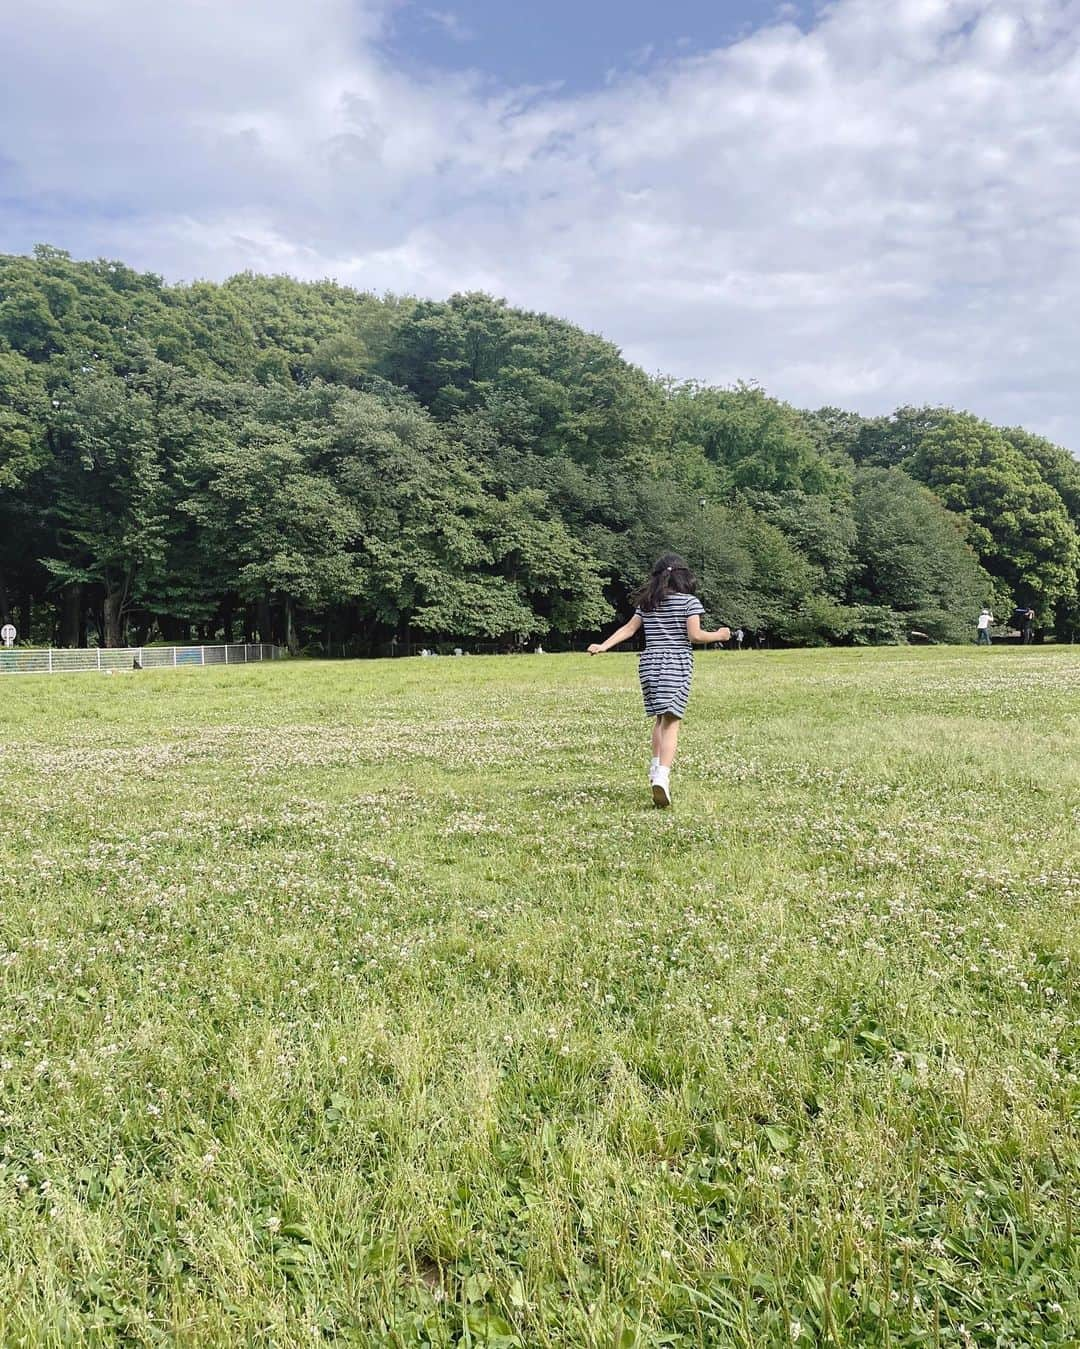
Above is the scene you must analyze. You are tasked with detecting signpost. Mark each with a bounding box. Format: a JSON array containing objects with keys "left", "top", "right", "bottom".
[{"left": 1, "top": 624, "right": 15, "bottom": 648}]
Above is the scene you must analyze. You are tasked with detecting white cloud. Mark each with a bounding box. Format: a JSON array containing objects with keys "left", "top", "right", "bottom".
[{"left": 2, "top": 0, "right": 1079, "bottom": 448}]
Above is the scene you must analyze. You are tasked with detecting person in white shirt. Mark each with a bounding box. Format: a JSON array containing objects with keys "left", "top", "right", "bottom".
[{"left": 976, "top": 608, "right": 994, "bottom": 645}]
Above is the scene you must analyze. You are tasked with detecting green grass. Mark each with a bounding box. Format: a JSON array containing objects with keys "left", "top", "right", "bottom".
[{"left": 0, "top": 647, "right": 1077, "bottom": 1347}]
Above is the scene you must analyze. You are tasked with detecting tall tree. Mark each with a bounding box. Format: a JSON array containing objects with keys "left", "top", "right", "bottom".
[
  {"left": 904, "top": 413, "right": 1079, "bottom": 626},
  {"left": 42, "top": 363, "right": 171, "bottom": 646},
  {"left": 2, "top": 246, "right": 1076, "bottom": 651},
  {"left": 851, "top": 468, "right": 994, "bottom": 642}
]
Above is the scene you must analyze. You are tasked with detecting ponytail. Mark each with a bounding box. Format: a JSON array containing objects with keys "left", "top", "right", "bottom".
[{"left": 632, "top": 553, "right": 698, "bottom": 612}]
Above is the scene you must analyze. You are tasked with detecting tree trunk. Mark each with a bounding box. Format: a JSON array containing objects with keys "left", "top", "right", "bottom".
[
  {"left": 0, "top": 574, "right": 10, "bottom": 626},
  {"left": 60, "top": 583, "right": 83, "bottom": 647},
  {"left": 19, "top": 590, "right": 32, "bottom": 639},
  {"left": 221, "top": 597, "right": 234, "bottom": 644},
  {"left": 284, "top": 595, "right": 299, "bottom": 655},
  {"left": 103, "top": 591, "right": 124, "bottom": 648},
  {"left": 256, "top": 595, "right": 272, "bottom": 643}
]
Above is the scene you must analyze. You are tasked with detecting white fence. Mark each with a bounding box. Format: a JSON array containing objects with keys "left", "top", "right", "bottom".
[{"left": 0, "top": 643, "right": 283, "bottom": 676}]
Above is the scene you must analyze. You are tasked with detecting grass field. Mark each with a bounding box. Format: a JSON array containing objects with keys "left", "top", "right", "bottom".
[{"left": 0, "top": 647, "right": 1077, "bottom": 1347}]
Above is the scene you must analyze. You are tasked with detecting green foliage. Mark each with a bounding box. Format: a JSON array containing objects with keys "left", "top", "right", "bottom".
[
  {"left": 847, "top": 407, "right": 1080, "bottom": 635},
  {"left": 668, "top": 380, "right": 841, "bottom": 495},
  {"left": 0, "top": 350, "right": 47, "bottom": 489},
  {"left": 385, "top": 292, "right": 663, "bottom": 469},
  {"left": 851, "top": 468, "right": 993, "bottom": 642},
  {"left": 904, "top": 413, "right": 1080, "bottom": 626},
  {"left": 1, "top": 247, "right": 1076, "bottom": 648},
  {"left": 751, "top": 487, "right": 858, "bottom": 600},
  {"left": 41, "top": 362, "right": 171, "bottom": 644},
  {"left": 306, "top": 333, "right": 370, "bottom": 386},
  {"left": 702, "top": 503, "right": 817, "bottom": 634},
  {"left": 1000, "top": 425, "right": 1080, "bottom": 520}
]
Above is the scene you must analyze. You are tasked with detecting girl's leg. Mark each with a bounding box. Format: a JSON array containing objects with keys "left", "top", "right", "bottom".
[
  {"left": 658, "top": 713, "right": 681, "bottom": 767},
  {"left": 651, "top": 717, "right": 663, "bottom": 762},
  {"left": 652, "top": 713, "right": 681, "bottom": 807}
]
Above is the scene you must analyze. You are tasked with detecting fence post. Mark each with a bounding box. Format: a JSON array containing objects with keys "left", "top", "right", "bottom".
[
  {"left": 225, "top": 645, "right": 229, "bottom": 665},
  {"left": 48, "top": 648, "right": 53, "bottom": 673},
  {"left": 173, "top": 647, "right": 177, "bottom": 667},
  {"left": 97, "top": 649, "right": 101, "bottom": 671},
  {"left": 200, "top": 646, "right": 205, "bottom": 666}
]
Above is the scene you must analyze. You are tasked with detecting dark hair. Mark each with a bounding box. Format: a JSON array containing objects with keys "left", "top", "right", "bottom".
[{"left": 632, "top": 553, "right": 699, "bottom": 612}]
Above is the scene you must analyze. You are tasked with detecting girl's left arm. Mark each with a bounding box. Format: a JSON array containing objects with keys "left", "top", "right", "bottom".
[{"left": 588, "top": 613, "right": 643, "bottom": 654}]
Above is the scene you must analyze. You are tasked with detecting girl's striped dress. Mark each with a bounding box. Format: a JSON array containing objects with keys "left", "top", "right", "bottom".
[{"left": 635, "top": 591, "right": 705, "bottom": 719}]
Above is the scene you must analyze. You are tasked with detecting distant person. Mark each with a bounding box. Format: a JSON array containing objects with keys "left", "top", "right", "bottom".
[
  {"left": 976, "top": 608, "right": 994, "bottom": 646},
  {"left": 734, "top": 627, "right": 745, "bottom": 650},
  {"left": 756, "top": 630, "right": 767, "bottom": 650},
  {"left": 1021, "top": 608, "right": 1035, "bottom": 645},
  {"left": 586, "top": 553, "right": 729, "bottom": 808}
]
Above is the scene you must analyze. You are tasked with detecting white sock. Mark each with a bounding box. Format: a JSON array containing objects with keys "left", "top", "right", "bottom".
[{"left": 650, "top": 755, "right": 660, "bottom": 772}]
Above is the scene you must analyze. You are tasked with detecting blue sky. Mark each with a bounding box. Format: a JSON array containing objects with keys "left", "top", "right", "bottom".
[
  {"left": 384, "top": 0, "right": 810, "bottom": 91},
  {"left": 2, "top": 0, "right": 1080, "bottom": 451}
]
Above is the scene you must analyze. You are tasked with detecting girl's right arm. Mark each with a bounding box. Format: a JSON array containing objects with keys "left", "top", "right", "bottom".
[
  {"left": 588, "top": 613, "right": 643, "bottom": 654},
  {"left": 687, "top": 616, "right": 731, "bottom": 645}
]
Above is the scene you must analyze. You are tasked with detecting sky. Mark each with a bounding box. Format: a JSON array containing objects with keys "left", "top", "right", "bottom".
[
  {"left": 2, "top": 0, "right": 1080, "bottom": 450},
  {"left": 384, "top": 0, "right": 809, "bottom": 90}
]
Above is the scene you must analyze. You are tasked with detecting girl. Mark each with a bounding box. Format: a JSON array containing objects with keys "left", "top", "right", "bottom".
[{"left": 588, "top": 553, "right": 729, "bottom": 808}]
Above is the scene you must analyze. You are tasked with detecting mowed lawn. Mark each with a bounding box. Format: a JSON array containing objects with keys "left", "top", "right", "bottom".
[{"left": 0, "top": 648, "right": 1077, "bottom": 1348}]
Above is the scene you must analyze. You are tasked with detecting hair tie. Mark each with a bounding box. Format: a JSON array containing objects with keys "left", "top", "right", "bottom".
[{"left": 665, "top": 566, "right": 673, "bottom": 573}]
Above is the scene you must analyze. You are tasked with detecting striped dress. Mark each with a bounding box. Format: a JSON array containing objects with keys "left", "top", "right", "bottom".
[{"left": 635, "top": 591, "right": 705, "bottom": 719}]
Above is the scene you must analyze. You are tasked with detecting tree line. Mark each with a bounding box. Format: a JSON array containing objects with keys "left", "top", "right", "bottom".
[{"left": 2, "top": 245, "right": 1078, "bottom": 652}]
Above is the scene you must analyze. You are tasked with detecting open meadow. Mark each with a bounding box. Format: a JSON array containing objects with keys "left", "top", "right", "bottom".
[{"left": 0, "top": 647, "right": 1077, "bottom": 1348}]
